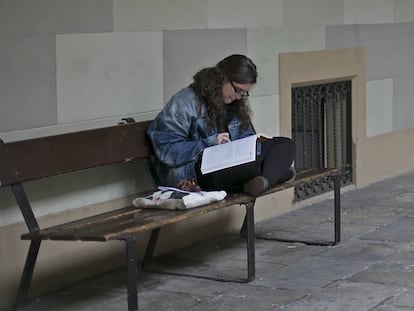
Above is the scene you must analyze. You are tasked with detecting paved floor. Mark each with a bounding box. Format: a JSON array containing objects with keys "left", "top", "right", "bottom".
[{"left": 5, "top": 170, "right": 414, "bottom": 311}]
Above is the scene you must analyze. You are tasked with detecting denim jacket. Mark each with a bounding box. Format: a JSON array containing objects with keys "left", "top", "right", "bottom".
[{"left": 147, "top": 87, "right": 256, "bottom": 187}]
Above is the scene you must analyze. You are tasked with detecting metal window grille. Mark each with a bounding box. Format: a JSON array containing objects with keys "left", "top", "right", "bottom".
[{"left": 292, "top": 81, "right": 353, "bottom": 200}]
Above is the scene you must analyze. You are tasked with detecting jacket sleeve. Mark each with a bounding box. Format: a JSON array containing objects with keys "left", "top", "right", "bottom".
[{"left": 148, "top": 99, "right": 216, "bottom": 168}]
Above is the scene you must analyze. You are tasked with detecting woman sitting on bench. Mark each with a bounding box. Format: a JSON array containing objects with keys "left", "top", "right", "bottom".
[{"left": 147, "top": 54, "right": 296, "bottom": 196}]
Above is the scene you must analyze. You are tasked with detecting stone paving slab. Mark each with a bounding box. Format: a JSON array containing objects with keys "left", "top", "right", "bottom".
[
  {"left": 18, "top": 291, "right": 123, "bottom": 311},
  {"left": 254, "top": 202, "right": 341, "bottom": 243},
  {"left": 138, "top": 290, "right": 206, "bottom": 311},
  {"left": 287, "top": 222, "right": 378, "bottom": 242},
  {"left": 150, "top": 276, "right": 238, "bottom": 297},
  {"left": 251, "top": 255, "right": 369, "bottom": 291},
  {"left": 281, "top": 280, "right": 405, "bottom": 311},
  {"left": 347, "top": 262, "right": 414, "bottom": 288},
  {"left": 360, "top": 217, "right": 414, "bottom": 242},
  {"left": 185, "top": 285, "right": 306, "bottom": 311},
  {"left": 318, "top": 239, "right": 399, "bottom": 262},
  {"left": 252, "top": 240, "right": 326, "bottom": 266},
  {"left": 341, "top": 205, "right": 405, "bottom": 226},
  {"left": 148, "top": 255, "right": 282, "bottom": 283},
  {"left": 385, "top": 242, "right": 414, "bottom": 264},
  {"left": 150, "top": 233, "right": 248, "bottom": 264},
  {"left": 371, "top": 289, "right": 414, "bottom": 310}
]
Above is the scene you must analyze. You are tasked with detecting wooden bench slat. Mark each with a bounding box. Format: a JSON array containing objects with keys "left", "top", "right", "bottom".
[
  {"left": 0, "top": 121, "right": 152, "bottom": 186},
  {"left": 49, "top": 208, "right": 175, "bottom": 241},
  {"left": 24, "top": 207, "right": 140, "bottom": 239},
  {"left": 90, "top": 196, "right": 252, "bottom": 241},
  {"left": 22, "top": 207, "right": 139, "bottom": 241},
  {"left": 21, "top": 168, "right": 337, "bottom": 242},
  {"left": 24, "top": 197, "right": 246, "bottom": 241}
]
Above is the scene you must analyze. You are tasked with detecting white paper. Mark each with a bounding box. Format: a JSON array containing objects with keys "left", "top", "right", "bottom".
[{"left": 201, "top": 134, "right": 260, "bottom": 174}]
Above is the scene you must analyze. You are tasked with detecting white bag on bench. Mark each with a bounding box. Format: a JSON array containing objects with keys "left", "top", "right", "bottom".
[{"left": 133, "top": 186, "right": 227, "bottom": 210}]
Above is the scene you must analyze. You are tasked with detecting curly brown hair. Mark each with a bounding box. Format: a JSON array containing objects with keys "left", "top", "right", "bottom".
[{"left": 190, "top": 55, "right": 257, "bottom": 132}]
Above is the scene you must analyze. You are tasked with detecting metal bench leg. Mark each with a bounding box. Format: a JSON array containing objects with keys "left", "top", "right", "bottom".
[
  {"left": 142, "top": 228, "right": 161, "bottom": 270},
  {"left": 143, "top": 202, "right": 255, "bottom": 283},
  {"left": 253, "top": 173, "right": 341, "bottom": 246},
  {"left": 12, "top": 183, "right": 42, "bottom": 310},
  {"left": 334, "top": 174, "right": 341, "bottom": 244},
  {"left": 244, "top": 200, "right": 256, "bottom": 282},
  {"left": 124, "top": 237, "right": 138, "bottom": 311},
  {"left": 14, "top": 240, "right": 41, "bottom": 311},
  {"left": 240, "top": 213, "right": 248, "bottom": 239}
]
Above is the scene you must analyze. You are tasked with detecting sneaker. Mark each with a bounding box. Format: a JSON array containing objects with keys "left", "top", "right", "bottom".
[
  {"left": 278, "top": 167, "right": 296, "bottom": 184},
  {"left": 243, "top": 176, "right": 269, "bottom": 196}
]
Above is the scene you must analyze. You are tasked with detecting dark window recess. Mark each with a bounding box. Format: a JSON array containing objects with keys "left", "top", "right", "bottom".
[{"left": 292, "top": 81, "right": 352, "bottom": 201}]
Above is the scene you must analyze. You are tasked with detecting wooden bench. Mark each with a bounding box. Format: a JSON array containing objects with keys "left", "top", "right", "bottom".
[{"left": 0, "top": 119, "right": 341, "bottom": 311}]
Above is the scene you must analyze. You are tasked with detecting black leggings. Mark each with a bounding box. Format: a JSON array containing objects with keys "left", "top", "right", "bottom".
[{"left": 195, "top": 137, "right": 296, "bottom": 192}]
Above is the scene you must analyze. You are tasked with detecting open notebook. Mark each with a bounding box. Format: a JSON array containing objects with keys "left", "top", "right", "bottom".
[{"left": 200, "top": 133, "right": 272, "bottom": 174}]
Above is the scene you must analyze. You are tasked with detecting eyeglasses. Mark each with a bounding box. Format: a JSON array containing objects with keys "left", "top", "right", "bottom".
[{"left": 230, "top": 81, "right": 249, "bottom": 99}]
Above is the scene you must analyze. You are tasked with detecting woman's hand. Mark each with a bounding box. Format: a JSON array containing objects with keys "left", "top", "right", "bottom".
[{"left": 216, "top": 132, "right": 231, "bottom": 144}]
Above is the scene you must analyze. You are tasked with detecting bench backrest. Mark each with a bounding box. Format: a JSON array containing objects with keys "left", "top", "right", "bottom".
[{"left": 0, "top": 120, "right": 153, "bottom": 187}]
